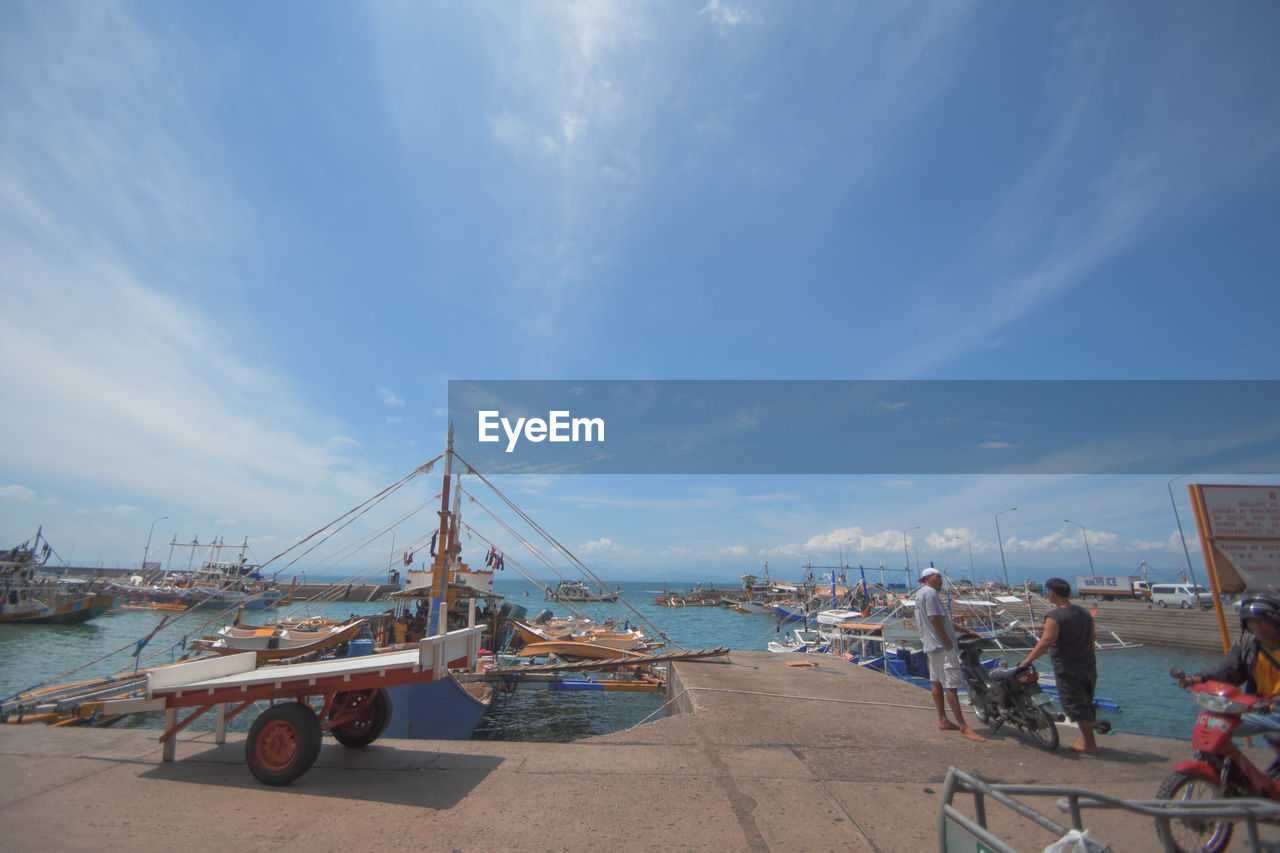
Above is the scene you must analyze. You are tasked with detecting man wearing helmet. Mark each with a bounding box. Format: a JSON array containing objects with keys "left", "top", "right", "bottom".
[{"left": 1183, "top": 593, "right": 1280, "bottom": 697}]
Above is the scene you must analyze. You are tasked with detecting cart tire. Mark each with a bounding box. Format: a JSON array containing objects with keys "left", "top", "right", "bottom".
[
  {"left": 246, "top": 702, "right": 322, "bottom": 786},
  {"left": 331, "top": 688, "right": 393, "bottom": 749}
]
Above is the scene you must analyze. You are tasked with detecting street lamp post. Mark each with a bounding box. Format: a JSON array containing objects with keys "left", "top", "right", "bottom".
[
  {"left": 995, "top": 508, "right": 1017, "bottom": 589},
  {"left": 142, "top": 516, "right": 167, "bottom": 571},
  {"left": 1065, "top": 519, "right": 1095, "bottom": 576},
  {"left": 1168, "top": 475, "right": 1202, "bottom": 594},
  {"left": 955, "top": 536, "right": 976, "bottom": 585}
]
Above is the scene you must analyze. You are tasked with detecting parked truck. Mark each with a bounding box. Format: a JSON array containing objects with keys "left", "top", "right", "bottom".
[{"left": 1075, "top": 575, "right": 1149, "bottom": 601}]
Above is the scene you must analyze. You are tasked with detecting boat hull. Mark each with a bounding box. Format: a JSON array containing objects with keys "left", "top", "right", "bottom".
[
  {"left": 0, "top": 594, "right": 115, "bottom": 624},
  {"left": 382, "top": 673, "right": 492, "bottom": 740}
]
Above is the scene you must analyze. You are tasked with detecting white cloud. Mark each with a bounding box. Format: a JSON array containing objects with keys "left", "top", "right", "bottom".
[
  {"left": 0, "top": 485, "right": 38, "bottom": 503},
  {"left": 700, "top": 0, "right": 753, "bottom": 34},
  {"left": 562, "top": 113, "right": 588, "bottom": 142},
  {"left": 579, "top": 536, "right": 620, "bottom": 554},
  {"left": 875, "top": 401, "right": 909, "bottom": 412},
  {"left": 925, "top": 527, "right": 987, "bottom": 553},
  {"left": 977, "top": 442, "right": 1016, "bottom": 450},
  {"left": 1006, "top": 525, "right": 1118, "bottom": 554},
  {"left": 718, "top": 545, "right": 748, "bottom": 557},
  {"left": 379, "top": 387, "right": 405, "bottom": 407}
]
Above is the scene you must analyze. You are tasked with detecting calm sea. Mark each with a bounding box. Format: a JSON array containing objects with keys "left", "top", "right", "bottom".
[{"left": 0, "top": 578, "right": 1221, "bottom": 744}]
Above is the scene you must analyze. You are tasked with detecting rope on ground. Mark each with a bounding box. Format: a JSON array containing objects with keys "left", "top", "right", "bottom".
[{"left": 627, "top": 685, "right": 934, "bottom": 729}]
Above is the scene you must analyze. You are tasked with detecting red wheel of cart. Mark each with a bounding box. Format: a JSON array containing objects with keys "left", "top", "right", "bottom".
[
  {"left": 246, "top": 701, "right": 322, "bottom": 786},
  {"left": 330, "top": 688, "right": 393, "bottom": 748}
]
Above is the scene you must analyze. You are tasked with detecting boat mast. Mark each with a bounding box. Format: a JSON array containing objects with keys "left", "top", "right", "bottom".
[{"left": 428, "top": 424, "right": 454, "bottom": 635}]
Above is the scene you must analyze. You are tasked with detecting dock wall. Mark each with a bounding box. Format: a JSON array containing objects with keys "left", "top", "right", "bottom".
[{"left": 1021, "top": 598, "right": 1234, "bottom": 655}]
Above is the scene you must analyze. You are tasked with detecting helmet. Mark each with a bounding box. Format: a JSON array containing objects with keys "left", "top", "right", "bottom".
[{"left": 1239, "top": 594, "right": 1280, "bottom": 632}]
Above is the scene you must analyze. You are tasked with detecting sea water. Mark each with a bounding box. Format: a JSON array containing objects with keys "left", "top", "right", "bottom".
[{"left": 0, "top": 579, "right": 1222, "bottom": 744}]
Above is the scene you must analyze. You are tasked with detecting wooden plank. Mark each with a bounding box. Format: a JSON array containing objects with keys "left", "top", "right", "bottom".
[{"left": 148, "top": 652, "right": 256, "bottom": 693}]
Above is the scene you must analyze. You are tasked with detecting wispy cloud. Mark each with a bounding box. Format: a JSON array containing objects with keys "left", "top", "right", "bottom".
[
  {"left": 897, "top": 7, "right": 1280, "bottom": 375},
  {"left": 0, "top": 4, "right": 388, "bottom": 545}
]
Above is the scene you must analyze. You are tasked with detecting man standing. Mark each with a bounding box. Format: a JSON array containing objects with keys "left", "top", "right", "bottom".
[
  {"left": 1020, "top": 577, "right": 1098, "bottom": 754},
  {"left": 916, "top": 567, "right": 985, "bottom": 742}
]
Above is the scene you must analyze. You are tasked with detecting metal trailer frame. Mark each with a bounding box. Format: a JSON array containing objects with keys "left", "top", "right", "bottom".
[
  {"left": 938, "top": 765, "right": 1280, "bottom": 853},
  {"left": 98, "top": 626, "right": 486, "bottom": 784}
]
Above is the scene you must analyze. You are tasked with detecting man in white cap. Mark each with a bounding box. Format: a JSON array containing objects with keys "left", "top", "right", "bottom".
[{"left": 916, "top": 566, "right": 985, "bottom": 742}]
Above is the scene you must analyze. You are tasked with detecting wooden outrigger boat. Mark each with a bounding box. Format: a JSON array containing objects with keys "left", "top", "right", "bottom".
[
  {"left": 509, "top": 618, "right": 651, "bottom": 652},
  {"left": 514, "top": 640, "right": 648, "bottom": 662},
  {"left": 190, "top": 618, "right": 367, "bottom": 662}
]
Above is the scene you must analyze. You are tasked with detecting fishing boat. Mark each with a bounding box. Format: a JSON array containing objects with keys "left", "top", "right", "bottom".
[
  {"left": 111, "top": 542, "right": 282, "bottom": 611},
  {"left": 0, "top": 529, "right": 115, "bottom": 625},
  {"left": 548, "top": 579, "right": 619, "bottom": 602}
]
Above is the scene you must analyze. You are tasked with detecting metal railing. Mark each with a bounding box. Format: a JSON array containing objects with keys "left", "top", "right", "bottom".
[{"left": 939, "top": 765, "right": 1280, "bottom": 853}]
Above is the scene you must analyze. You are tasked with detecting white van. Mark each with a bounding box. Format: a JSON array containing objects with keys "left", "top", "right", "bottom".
[{"left": 1150, "top": 583, "right": 1212, "bottom": 609}]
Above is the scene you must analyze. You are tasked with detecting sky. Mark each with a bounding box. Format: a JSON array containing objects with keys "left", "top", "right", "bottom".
[{"left": 1, "top": 2, "right": 1278, "bottom": 584}]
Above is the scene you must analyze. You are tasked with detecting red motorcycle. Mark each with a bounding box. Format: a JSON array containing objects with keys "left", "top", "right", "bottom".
[{"left": 1157, "top": 667, "right": 1280, "bottom": 852}]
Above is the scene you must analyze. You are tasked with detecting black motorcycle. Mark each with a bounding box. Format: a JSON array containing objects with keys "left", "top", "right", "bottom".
[{"left": 958, "top": 636, "right": 1060, "bottom": 750}]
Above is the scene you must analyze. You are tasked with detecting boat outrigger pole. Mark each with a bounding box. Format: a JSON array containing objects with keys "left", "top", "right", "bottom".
[{"left": 428, "top": 423, "right": 455, "bottom": 635}]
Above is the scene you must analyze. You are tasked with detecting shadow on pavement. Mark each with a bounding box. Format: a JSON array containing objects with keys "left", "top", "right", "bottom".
[{"left": 136, "top": 739, "right": 504, "bottom": 809}]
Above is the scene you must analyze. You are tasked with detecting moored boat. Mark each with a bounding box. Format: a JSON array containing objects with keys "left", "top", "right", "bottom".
[
  {"left": 191, "top": 618, "right": 368, "bottom": 662},
  {"left": 0, "top": 530, "right": 115, "bottom": 625},
  {"left": 548, "top": 579, "right": 619, "bottom": 602}
]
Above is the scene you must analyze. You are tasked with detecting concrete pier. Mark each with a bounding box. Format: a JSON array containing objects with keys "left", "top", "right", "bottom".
[
  {"left": 1029, "top": 598, "right": 1233, "bottom": 655},
  {"left": 2, "top": 651, "right": 1272, "bottom": 851}
]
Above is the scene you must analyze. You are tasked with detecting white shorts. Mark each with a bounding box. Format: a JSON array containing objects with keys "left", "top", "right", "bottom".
[{"left": 927, "top": 648, "right": 964, "bottom": 690}]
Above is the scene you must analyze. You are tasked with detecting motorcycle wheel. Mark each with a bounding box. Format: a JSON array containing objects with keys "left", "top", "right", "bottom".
[
  {"left": 1154, "top": 770, "right": 1233, "bottom": 853},
  {"left": 1015, "top": 697, "right": 1060, "bottom": 751}
]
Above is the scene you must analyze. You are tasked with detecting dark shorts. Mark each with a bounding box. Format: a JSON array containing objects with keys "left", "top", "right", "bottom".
[{"left": 1053, "top": 668, "right": 1097, "bottom": 723}]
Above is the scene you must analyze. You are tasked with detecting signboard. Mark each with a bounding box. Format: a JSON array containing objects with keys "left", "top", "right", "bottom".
[
  {"left": 1077, "top": 575, "right": 1131, "bottom": 594},
  {"left": 1190, "top": 485, "right": 1280, "bottom": 593}
]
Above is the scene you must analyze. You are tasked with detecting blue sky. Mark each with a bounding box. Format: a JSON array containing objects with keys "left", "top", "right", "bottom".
[{"left": 1, "top": 2, "right": 1277, "bottom": 583}]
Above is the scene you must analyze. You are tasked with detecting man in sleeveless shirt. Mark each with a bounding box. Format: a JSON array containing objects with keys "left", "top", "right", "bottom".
[{"left": 1020, "top": 577, "right": 1098, "bottom": 754}]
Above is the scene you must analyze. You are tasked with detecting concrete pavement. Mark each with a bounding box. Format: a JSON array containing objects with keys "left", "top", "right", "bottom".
[{"left": 0, "top": 652, "right": 1269, "bottom": 851}]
